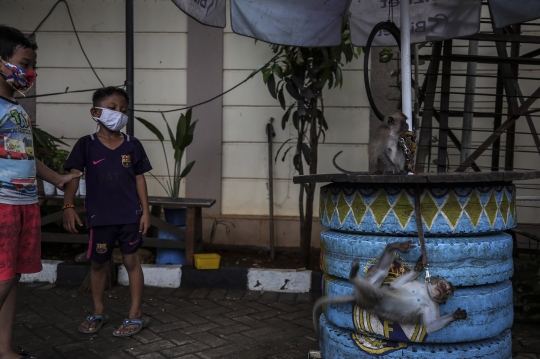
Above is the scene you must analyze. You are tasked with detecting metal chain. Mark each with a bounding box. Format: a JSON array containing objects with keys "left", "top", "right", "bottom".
[{"left": 414, "top": 185, "right": 430, "bottom": 282}]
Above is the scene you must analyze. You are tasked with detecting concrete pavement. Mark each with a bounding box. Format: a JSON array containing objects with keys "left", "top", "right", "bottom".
[{"left": 11, "top": 284, "right": 540, "bottom": 358}]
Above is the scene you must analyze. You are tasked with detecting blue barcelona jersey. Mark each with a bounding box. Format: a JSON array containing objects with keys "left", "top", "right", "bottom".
[
  {"left": 0, "top": 96, "right": 37, "bottom": 205},
  {"left": 65, "top": 133, "right": 152, "bottom": 228}
]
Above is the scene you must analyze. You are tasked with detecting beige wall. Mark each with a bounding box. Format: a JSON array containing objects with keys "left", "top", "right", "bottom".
[
  {"left": 3, "top": 1, "right": 539, "bottom": 247},
  {"left": 1, "top": 0, "right": 189, "bottom": 197}
]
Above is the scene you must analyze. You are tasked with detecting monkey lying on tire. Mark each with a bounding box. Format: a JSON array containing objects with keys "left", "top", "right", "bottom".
[
  {"left": 312, "top": 241, "right": 467, "bottom": 338},
  {"left": 368, "top": 110, "right": 410, "bottom": 174}
]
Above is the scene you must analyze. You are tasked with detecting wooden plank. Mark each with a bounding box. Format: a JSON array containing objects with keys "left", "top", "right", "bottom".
[
  {"left": 147, "top": 204, "right": 162, "bottom": 238},
  {"left": 462, "top": 33, "right": 540, "bottom": 44},
  {"left": 148, "top": 216, "right": 185, "bottom": 239},
  {"left": 41, "top": 206, "right": 84, "bottom": 226},
  {"left": 437, "top": 40, "right": 452, "bottom": 173},
  {"left": 41, "top": 232, "right": 185, "bottom": 249},
  {"left": 416, "top": 42, "right": 442, "bottom": 173},
  {"left": 293, "top": 170, "right": 540, "bottom": 184},
  {"left": 39, "top": 195, "right": 216, "bottom": 208},
  {"left": 185, "top": 207, "right": 196, "bottom": 266}
]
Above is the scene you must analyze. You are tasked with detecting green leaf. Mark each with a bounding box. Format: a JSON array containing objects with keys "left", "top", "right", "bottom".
[
  {"left": 278, "top": 88, "right": 286, "bottom": 110},
  {"left": 281, "top": 103, "right": 295, "bottom": 130},
  {"left": 272, "top": 63, "right": 283, "bottom": 79},
  {"left": 301, "top": 143, "right": 310, "bottom": 166},
  {"left": 292, "top": 111, "right": 299, "bottom": 130},
  {"left": 160, "top": 112, "right": 176, "bottom": 146},
  {"left": 176, "top": 112, "right": 188, "bottom": 149},
  {"left": 180, "top": 161, "right": 196, "bottom": 178},
  {"left": 263, "top": 67, "right": 272, "bottom": 83},
  {"left": 286, "top": 81, "right": 303, "bottom": 102},
  {"left": 267, "top": 74, "right": 277, "bottom": 99},
  {"left": 136, "top": 116, "right": 164, "bottom": 142},
  {"left": 249, "top": 63, "right": 266, "bottom": 79},
  {"left": 335, "top": 67, "right": 343, "bottom": 88}
]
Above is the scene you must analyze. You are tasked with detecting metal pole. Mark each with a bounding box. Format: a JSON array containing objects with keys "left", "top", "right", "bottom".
[
  {"left": 413, "top": 44, "right": 420, "bottom": 136},
  {"left": 266, "top": 119, "right": 276, "bottom": 261},
  {"left": 126, "top": 0, "right": 134, "bottom": 136},
  {"left": 460, "top": 40, "right": 479, "bottom": 166},
  {"left": 400, "top": 0, "right": 413, "bottom": 129}
]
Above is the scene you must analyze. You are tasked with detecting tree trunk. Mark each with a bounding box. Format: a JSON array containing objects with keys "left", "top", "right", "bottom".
[{"left": 299, "top": 96, "right": 319, "bottom": 268}]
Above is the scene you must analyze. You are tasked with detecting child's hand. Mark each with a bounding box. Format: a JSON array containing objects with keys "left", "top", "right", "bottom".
[
  {"left": 56, "top": 172, "right": 82, "bottom": 190},
  {"left": 139, "top": 213, "right": 151, "bottom": 236},
  {"left": 63, "top": 208, "right": 83, "bottom": 233}
]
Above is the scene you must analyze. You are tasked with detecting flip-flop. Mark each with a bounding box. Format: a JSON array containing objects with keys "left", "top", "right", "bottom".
[
  {"left": 78, "top": 314, "right": 110, "bottom": 334},
  {"left": 112, "top": 317, "right": 150, "bottom": 337}
]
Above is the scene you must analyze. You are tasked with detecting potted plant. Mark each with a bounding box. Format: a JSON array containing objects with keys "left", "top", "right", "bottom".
[
  {"left": 51, "top": 149, "right": 70, "bottom": 195},
  {"left": 33, "top": 126, "right": 68, "bottom": 195},
  {"left": 136, "top": 109, "right": 198, "bottom": 264}
]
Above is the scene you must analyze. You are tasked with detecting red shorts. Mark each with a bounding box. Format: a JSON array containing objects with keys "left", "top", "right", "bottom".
[{"left": 0, "top": 203, "right": 42, "bottom": 281}]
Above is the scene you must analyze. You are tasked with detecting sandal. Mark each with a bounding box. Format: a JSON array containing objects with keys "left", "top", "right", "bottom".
[
  {"left": 112, "top": 317, "right": 150, "bottom": 337},
  {"left": 78, "top": 314, "right": 110, "bottom": 334}
]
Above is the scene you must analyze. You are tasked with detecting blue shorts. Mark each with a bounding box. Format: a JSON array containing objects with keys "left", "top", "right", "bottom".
[{"left": 87, "top": 223, "right": 143, "bottom": 263}]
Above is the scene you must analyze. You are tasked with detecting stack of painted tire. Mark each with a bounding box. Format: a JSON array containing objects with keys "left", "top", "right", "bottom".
[{"left": 317, "top": 183, "right": 516, "bottom": 358}]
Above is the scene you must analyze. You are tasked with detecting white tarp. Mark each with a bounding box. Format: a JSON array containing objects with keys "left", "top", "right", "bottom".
[
  {"left": 171, "top": 0, "right": 226, "bottom": 28},
  {"left": 171, "top": 0, "right": 486, "bottom": 47},
  {"left": 349, "top": 0, "right": 483, "bottom": 47},
  {"left": 489, "top": 0, "right": 540, "bottom": 28},
  {"left": 231, "top": 0, "right": 349, "bottom": 47}
]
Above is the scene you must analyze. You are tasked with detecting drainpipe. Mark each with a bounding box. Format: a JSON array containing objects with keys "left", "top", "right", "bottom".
[
  {"left": 266, "top": 118, "right": 276, "bottom": 260},
  {"left": 126, "top": 0, "right": 134, "bottom": 136}
]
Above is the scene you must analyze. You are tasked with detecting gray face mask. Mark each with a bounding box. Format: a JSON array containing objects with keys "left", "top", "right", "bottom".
[{"left": 92, "top": 108, "right": 128, "bottom": 132}]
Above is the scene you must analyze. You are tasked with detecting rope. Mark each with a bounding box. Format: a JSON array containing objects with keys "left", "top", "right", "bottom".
[{"left": 414, "top": 185, "right": 430, "bottom": 282}]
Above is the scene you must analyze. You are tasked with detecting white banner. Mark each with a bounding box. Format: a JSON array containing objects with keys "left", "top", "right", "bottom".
[
  {"left": 349, "top": 0, "right": 482, "bottom": 47},
  {"left": 489, "top": 0, "right": 540, "bottom": 28},
  {"left": 171, "top": 0, "right": 226, "bottom": 28},
  {"left": 230, "top": 0, "right": 349, "bottom": 47}
]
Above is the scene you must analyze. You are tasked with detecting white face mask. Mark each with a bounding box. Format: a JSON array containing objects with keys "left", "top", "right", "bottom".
[{"left": 92, "top": 108, "right": 128, "bottom": 132}]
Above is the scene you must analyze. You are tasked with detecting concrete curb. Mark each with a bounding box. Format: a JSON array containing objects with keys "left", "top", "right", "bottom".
[
  {"left": 20, "top": 260, "right": 62, "bottom": 283},
  {"left": 31, "top": 261, "right": 322, "bottom": 292}
]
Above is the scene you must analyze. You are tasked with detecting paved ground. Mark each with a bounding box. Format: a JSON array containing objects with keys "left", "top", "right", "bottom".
[{"left": 11, "top": 283, "right": 540, "bottom": 359}]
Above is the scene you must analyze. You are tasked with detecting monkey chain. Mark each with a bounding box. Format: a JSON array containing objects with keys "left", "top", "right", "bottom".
[
  {"left": 414, "top": 185, "right": 431, "bottom": 283},
  {"left": 399, "top": 131, "right": 418, "bottom": 173}
]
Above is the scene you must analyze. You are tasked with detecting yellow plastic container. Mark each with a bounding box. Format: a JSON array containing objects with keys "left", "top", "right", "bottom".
[{"left": 194, "top": 253, "right": 221, "bottom": 270}]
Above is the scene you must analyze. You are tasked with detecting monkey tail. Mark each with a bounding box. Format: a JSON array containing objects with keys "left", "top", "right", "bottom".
[
  {"left": 312, "top": 295, "right": 356, "bottom": 339},
  {"left": 332, "top": 151, "right": 366, "bottom": 175}
]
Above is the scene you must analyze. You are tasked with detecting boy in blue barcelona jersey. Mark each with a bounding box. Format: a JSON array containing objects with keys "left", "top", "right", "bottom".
[
  {"left": 63, "top": 86, "right": 152, "bottom": 337},
  {"left": 0, "top": 25, "right": 80, "bottom": 359}
]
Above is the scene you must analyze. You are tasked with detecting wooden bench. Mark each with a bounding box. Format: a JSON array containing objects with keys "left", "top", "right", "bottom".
[{"left": 39, "top": 195, "right": 216, "bottom": 266}]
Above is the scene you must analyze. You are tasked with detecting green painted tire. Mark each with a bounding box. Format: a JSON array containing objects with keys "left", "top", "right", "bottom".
[
  {"left": 320, "top": 275, "right": 513, "bottom": 343},
  {"left": 319, "top": 184, "right": 516, "bottom": 236},
  {"left": 320, "top": 230, "right": 513, "bottom": 286},
  {"left": 319, "top": 314, "right": 511, "bottom": 359}
]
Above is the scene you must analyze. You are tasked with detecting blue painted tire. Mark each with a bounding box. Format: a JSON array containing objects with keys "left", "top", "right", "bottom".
[
  {"left": 320, "top": 276, "right": 513, "bottom": 343},
  {"left": 319, "top": 314, "right": 512, "bottom": 359},
  {"left": 319, "top": 184, "right": 516, "bottom": 236},
  {"left": 320, "top": 230, "right": 513, "bottom": 286}
]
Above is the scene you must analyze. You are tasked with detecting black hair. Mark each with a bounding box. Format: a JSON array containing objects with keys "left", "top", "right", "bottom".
[
  {"left": 92, "top": 86, "right": 130, "bottom": 107},
  {"left": 0, "top": 25, "right": 38, "bottom": 60}
]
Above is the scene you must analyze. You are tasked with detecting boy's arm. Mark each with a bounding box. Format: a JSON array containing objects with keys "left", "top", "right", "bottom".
[
  {"left": 136, "top": 174, "right": 151, "bottom": 235},
  {"left": 36, "top": 160, "right": 82, "bottom": 189},
  {"left": 62, "top": 168, "right": 83, "bottom": 233}
]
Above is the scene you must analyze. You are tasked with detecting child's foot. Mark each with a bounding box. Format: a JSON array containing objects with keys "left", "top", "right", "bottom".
[
  {"left": 113, "top": 317, "right": 150, "bottom": 337},
  {"left": 78, "top": 313, "right": 109, "bottom": 334}
]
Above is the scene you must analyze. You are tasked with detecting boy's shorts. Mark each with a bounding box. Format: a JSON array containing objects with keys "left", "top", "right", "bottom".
[
  {"left": 0, "top": 203, "right": 42, "bottom": 281},
  {"left": 87, "top": 223, "right": 143, "bottom": 263}
]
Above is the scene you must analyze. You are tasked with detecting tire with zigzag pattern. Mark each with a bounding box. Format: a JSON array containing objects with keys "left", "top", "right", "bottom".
[
  {"left": 320, "top": 276, "right": 513, "bottom": 343},
  {"left": 320, "top": 230, "right": 513, "bottom": 286},
  {"left": 319, "top": 183, "right": 516, "bottom": 236},
  {"left": 319, "top": 314, "right": 512, "bottom": 359}
]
